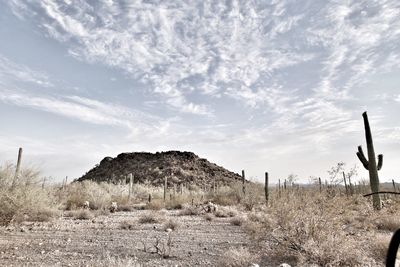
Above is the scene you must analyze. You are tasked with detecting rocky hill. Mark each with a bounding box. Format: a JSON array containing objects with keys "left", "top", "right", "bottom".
[{"left": 76, "top": 151, "right": 243, "bottom": 187}]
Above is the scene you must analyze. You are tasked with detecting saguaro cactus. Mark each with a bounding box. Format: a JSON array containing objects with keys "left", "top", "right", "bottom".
[{"left": 356, "top": 111, "right": 382, "bottom": 210}]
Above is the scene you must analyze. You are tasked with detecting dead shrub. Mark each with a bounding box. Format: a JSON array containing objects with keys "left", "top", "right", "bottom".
[
  {"left": 178, "top": 206, "right": 199, "bottom": 216},
  {"left": 93, "top": 208, "right": 110, "bottom": 217},
  {"left": 66, "top": 209, "right": 94, "bottom": 220},
  {"left": 229, "top": 216, "right": 246, "bottom": 226},
  {"left": 246, "top": 192, "right": 377, "bottom": 266},
  {"left": 247, "top": 212, "right": 264, "bottom": 223},
  {"left": 214, "top": 207, "right": 237, "bottom": 218},
  {"left": 204, "top": 214, "right": 213, "bottom": 221},
  {"left": 375, "top": 216, "right": 400, "bottom": 232},
  {"left": 369, "top": 234, "right": 391, "bottom": 263},
  {"left": 165, "top": 197, "right": 187, "bottom": 210},
  {"left": 242, "top": 221, "right": 262, "bottom": 240},
  {"left": 138, "top": 212, "right": 162, "bottom": 224},
  {"left": 60, "top": 181, "right": 113, "bottom": 211},
  {"left": 0, "top": 165, "right": 57, "bottom": 225},
  {"left": 120, "top": 220, "right": 135, "bottom": 230},
  {"left": 162, "top": 219, "right": 179, "bottom": 231},
  {"left": 118, "top": 204, "right": 133, "bottom": 212},
  {"left": 144, "top": 200, "right": 164, "bottom": 210},
  {"left": 14, "top": 208, "right": 58, "bottom": 223},
  {"left": 213, "top": 186, "right": 241, "bottom": 206},
  {"left": 218, "top": 247, "right": 256, "bottom": 267}
]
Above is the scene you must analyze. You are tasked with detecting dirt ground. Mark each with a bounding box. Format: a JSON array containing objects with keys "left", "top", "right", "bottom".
[{"left": 0, "top": 210, "right": 253, "bottom": 267}]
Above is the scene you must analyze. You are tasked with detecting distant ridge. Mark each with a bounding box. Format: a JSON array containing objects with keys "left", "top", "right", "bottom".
[{"left": 77, "top": 151, "right": 243, "bottom": 187}]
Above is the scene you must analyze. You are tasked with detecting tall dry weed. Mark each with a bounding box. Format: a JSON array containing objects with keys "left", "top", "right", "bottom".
[
  {"left": 248, "top": 191, "right": 380, "bottom": 266},
  {"left": 0, "top": 164, "right": 57, "bottom": 225}
]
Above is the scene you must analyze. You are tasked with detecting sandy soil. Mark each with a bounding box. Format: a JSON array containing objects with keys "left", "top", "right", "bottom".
[{"left": 0, "top": 210, "right": 252, "bottom": 266}]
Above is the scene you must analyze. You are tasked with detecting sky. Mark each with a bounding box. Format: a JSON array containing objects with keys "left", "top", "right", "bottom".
[{"left": 0, "top": 0, "right": 399, "bottom": 184}]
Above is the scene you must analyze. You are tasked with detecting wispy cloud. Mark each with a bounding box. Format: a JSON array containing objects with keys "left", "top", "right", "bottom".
[
  {"left": 0, "top": 54, "right": 53, "bottom": 87},
  {"left": 3, "top": 1, "right": 400, "bottom": 181},
  {"left": 0, "top": 90, "right": 164, "bottom": 135}
]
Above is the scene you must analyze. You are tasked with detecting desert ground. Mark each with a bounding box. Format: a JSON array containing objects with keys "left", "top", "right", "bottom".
[
  {"left": 1, "top": 167, "right": 400, "bottom": 267},
  {"left": 0, "top": 209, "right": 255, "bottom": 266}
]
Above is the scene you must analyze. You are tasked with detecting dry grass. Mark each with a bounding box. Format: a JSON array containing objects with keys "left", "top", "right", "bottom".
[
  {"left": 165, "top": 196, "right": 190, "bottom": 210},
  {"left": 138, "top": 212, "right": 163, "bottom": 224},
  {"left": 162, "top": 219, "right": 179, "bottom": 231},
  {"left": 144, "top": 200, "right": 164, "bottom": 210},
  {"left": 120, "top": 220, "right": 135, "bottom": 230},
  {"left": 13, "top": 208, "right": 59, "bottom": 223},
  {"left": 204, "top": 214, "right": 213, "bottom": 221},
  {"left": 178, "top": 205, "right": 200, "bottom": 216},
  {"left": 93, "top": 208, "right": 110, "bottom": 217},
  {"left": 244, "top": 190, "right": 385, "bottom": 266},
  {"left": 229, "top": 216, "right": 246, "bottom": 226},
  {"left": 375, "top": 216, "right": 400, "bottom": 232},
  {"left": 118, "top": 204, "right": 134, "bottom": 212},
  {"left": 370, "top": 234, "right": 391, "bottom": 263},
  {"left": 65, "top": 209, "right": 94, "bottom": 220},
  {"left": 0, "top": 164, "right": 58, "bottom": 225},
  {"left": 218, "top": 247, "right": 256, "bottom": 267},
  {"left": 214, "top": 207, "right": 237, "bottom": 218},
  {"left": 2, "top": 161, "right": 400, "bottom": 266},
  {"left": 59, "top": 181, "right": 114, "bottom": 210},
  {"left": 82, "top": 253, "right": 140, "bottom": 267}
]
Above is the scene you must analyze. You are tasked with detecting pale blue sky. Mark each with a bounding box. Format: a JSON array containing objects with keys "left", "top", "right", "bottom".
[{"left": 0, "top": 0, "right": 399, "bottom": 183}]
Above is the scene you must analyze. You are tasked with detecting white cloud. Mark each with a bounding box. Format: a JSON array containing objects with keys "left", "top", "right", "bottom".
[
  {"left": 7, "top": 0, "right": 317, "bottom": 115},
  {"left": 0, "top": 54, "right": 53, "bottom": 87},
  {"left": 0, "top": 90, "right": 163, "bottom": 136},
  {"left": 4, "top": 1, "right": 400, "bottom": 182}
]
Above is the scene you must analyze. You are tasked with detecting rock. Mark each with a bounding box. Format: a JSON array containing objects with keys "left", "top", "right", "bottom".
[
  {"left": 110, "top": 202, "right": 118, "bottom": 213},
  {"left": 165, "top": 228, "right": 172, "bottom": 233},
  {"left": 206, "top": 201, "right": 217, "bottom": 212},
  {"left": 279, "top": 264, "right": 291, "bottom": 267},
  {"left": 83, "top": 201, "right": 90, "bottom": 209}
]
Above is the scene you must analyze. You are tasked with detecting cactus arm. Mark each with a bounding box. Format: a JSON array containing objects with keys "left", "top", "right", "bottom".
[
  {"left": 356, "top": 146, "right": 369, "bottom": 170},
  {"left": 377, "top": 154, "right": 383, "bottom": 171}
]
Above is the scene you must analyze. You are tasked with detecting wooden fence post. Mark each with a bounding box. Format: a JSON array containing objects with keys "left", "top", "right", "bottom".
[
  {"left": 128, "top": 173, "right": 133, "bottom": 200},
  {"left": 348, "top": 176, "right": 353, "bottom": 195},
  {"left": 343, "top": 172, "right": 348, "bottom": 197},
  {"left": 278, "top": 179, "right": 281, "bottom": 198},
  {"left": 164, "top": 176, "right": 167, "bottom": 202},
  {"left": 318, "top": 177, "right": 322, "bottom": 193},
  {"left": 265, "top": 172, "right": 269, "bottom": 205},
  {"left": 242, "top": 170, "right": 246, "bottom": 195},
  {"left": 42, "top": 177, "right": 46, "bottom": 189},
  {"left": 12, "top": 147, "right": 23, "bottom": 188}
]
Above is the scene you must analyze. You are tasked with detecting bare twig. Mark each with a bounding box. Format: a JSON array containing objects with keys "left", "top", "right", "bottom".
[{"left": 363, "top": 191, "right": 400, "bottom": 197}]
